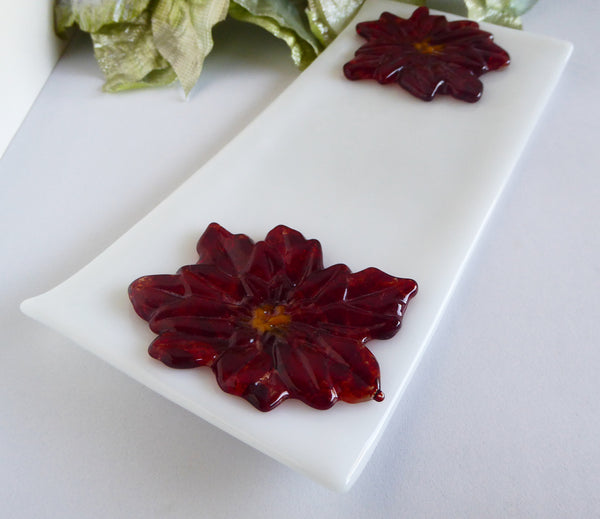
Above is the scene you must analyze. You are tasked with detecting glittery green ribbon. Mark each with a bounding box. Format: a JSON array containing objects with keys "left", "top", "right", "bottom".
[{"left": 55, "top": 0, "right": 537, "bottom": 93}]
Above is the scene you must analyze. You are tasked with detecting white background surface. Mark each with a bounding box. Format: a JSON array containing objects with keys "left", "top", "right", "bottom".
[
  {"left": 1, "top": 1, "right": 599, "bottom": 517},
  {"left": 0, "top": 0, "right": 64, "bottom": 159}
]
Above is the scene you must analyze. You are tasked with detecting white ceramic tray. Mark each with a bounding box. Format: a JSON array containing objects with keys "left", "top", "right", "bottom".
[{"left": 21, "top": 1, "right": 572, "bottom": 492}]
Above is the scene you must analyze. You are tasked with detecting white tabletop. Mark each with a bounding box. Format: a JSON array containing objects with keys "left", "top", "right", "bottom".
[{"left": 1, "top": 2, "right": 599, "bottom": 517}]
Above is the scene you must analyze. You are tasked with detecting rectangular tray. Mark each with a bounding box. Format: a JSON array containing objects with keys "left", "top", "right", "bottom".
[{"left": 21, "top": 0, "right": 572, "bottom": 492}]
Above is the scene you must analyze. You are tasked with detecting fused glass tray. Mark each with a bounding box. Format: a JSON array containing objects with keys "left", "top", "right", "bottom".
[{"left": 21, "top": 1, "right": 572, "bottom": 492}]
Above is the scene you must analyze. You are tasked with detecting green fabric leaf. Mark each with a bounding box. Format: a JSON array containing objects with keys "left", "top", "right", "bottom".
[
  {"left": 55, "top": 0, "right": 151, "bottom": 36},
  {"left": 91, "top": 8, "right": 176, "bottom": 92},
  {"left": 490, "top": 0, "right": 537, "bottom": 16},
  {"left": 229, "top": 0, "right": 321, "bottom": 69},
  {"left": 417, "top": 1, "right": 537, "bottom": 28},
  {"left": 54, "top": 0, "right": 538, "bottom": 94},
  {"left": 463, "top": 0, "right": 538, "bottom": 28},
  {"left": 152, "top": 0, "right": 230, "bottom": 95},
  {"left": 305, "top": 0, "right": 365, "bottom": 45}
]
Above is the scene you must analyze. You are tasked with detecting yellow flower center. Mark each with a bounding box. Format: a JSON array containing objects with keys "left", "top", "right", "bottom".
[
  {"left": 250, "top": 305, "right": 291, "bottom": 334},
  {"left": 413, "top": 40, "right": 444, "bottom": 54}
]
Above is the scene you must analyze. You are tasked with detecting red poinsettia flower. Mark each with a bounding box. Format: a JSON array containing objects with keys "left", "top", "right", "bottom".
[
  {"left": 343, "top": 7, "right": 510, "bottom": 102},
  {"left": 129, "top": 223, "right": 418, "bottom": 411}
]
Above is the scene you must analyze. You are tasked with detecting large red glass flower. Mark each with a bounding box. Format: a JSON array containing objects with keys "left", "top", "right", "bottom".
[
  {"left": 129, "top": 223, "right": 418, "bottom": 411},
  {"left": 343, "top": 7, "right": 510, "bottom": 102}
]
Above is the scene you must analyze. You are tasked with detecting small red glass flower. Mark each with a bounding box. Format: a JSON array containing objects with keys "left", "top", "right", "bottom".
[
  {"left": 129, "top": 223, "right": 418, "bottom": 411},
  {"left": 343, "top": 7, "right": 510, "bottom": 102}
]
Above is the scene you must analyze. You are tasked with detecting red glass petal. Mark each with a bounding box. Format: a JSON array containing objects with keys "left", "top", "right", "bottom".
[
  {"left": 212, "top": 330, "right": 271, "bottom": 393},
  {"left": 196, "top": 222, "right": 254, "bottom": 275},
  {"left": 243, "top": 240, "right": 283, "bottom": 282},
  {"left": 288, "top": 263, "right": 350, "bottom": 306},
  {"left": 128, "top": 274, "right": 185, "bottom": 321},
  {"left": 398, "top": 62, "right": 484, "bottom": 102},
  {"left": 291, "top": 267, "right": 418, "bottom": 341},
  {"left": 264, "top": 225, "right": 324, "bottom": 287},
  {"left": 179, "top": 264, "right": 246, "bottom": 304},
  {"left": 372, "top": 55, "right": 411, "bottom": 84},
  {"left": 343, "top": 53, "right": 385, "bottom": 81},
  {"left": 432, "top": 63, "right": 484, "bottom": 103},
  {"left": 148, "top": 331, "right": 225, "bottom": 369},
  {"left": 397, "top": 63, "right": 446, "bottom": 101},
  {"left": 275, "top": 328, "right": 381, "bottom": 408},
  {"left": 212, "top": 330, "right": 290, "bottom": 411},
  {"left": 241, "top": 371, "right": 290, "bottom": 412},
  {"left": 241, "top": 241, "right": 290, "bottom": 304},
  {"left": 344, "top": 267, "right": 418, "bottom": 339},
  {"left": 409, "top": 8, "right": 449, "bottom": 40},
  {"left": 241, "top": 227, "right": 324, "bottom": 305},
  {"left": 324, "top": 334, "right": 383, "bottom": 404},
  {"left": 148, "top": 296, "right": 244, "bottom": 336},
  {"left": 274, "top": 333, "right": 341, "bottom": 410}
]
